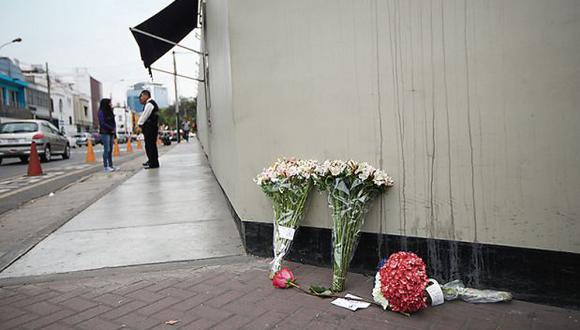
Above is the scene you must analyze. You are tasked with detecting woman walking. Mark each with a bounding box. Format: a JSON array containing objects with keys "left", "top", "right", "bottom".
[{"left": 98, "top": 98, "right": 116, "bottom": 172}]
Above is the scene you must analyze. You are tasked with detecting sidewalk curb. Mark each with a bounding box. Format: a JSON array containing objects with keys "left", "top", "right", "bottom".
[{"left": 0, "top": 255, "right": 255, "bottom": 287}]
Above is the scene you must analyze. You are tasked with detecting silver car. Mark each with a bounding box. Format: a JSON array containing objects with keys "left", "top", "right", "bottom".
[{"left": 0, "top": 120, "right": 71, "bottom": 164}]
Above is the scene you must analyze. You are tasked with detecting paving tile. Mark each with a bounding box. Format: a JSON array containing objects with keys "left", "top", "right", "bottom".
[
  {"left": 126, "top": 288, "right": 167, "bottom": 303},
  {"left": 24, "top": 301, "right": 63, "bottom": 316},
  {"left": 20, "top": 309, "right": 75, "bottom": 330},
  {"left": 169, "top": 292, "right": 212, "bottom": 312},
  {"left": 100, "top": 300, "right": 148, "bottom": 320},
  {"left": 188, "top": 304, "right": 232, "bottom": 322},
  {"left": 157, "top": 287, "right": 198, "bottom": 300},
  {"left": 0, "top": 313, "right": 40, "bottom": 330},
  {"left": 77, "top": 316, "right": 123, "bottom": 330},
  {"left": 242, "top": 310, "right": 287, "bottom": 330},
  {"left": 135, "top": 296, "right": 182, "bottom": 315},
  {"left": 115, "top": 312, "right": 163, "bottom": 329},
  {"left": 180, "top": 317, "right": 217, "bottom": 330},
  {"left": 212, "top": 314, "right": 254, "bottom": 330},
  {"left": 92, "top": 293, "right": 132, "bottom": 307},
  {"left": 149, "top": 307, "right": 199, "bottom": 324},
  {"left": 0, "top": 305, "right": 26, "bottom": 322},
  {"left": 205, "top": 289, "right": 246, "bottom": 308},
  {"left": 59, "top": 296, "right": 99, "bottom": 312},
  {"left": 62, "top": 304, "right": 112, "bottom": 325}
]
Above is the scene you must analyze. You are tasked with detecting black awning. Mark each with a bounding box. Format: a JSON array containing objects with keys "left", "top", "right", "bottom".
[{"left": 131, "top": 0, "right": 199, "bottom": 74}]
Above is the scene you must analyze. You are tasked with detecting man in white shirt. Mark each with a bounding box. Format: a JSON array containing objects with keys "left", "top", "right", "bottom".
[{"left": 137, "top": 90, "right": 160, "bottom": 169}]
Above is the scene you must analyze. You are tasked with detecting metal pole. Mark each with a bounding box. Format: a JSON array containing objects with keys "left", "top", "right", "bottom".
[
  {"left": 129, "top": 28, "right": 204, "bottom": 55},
  {"left": 45, "top": 62, "right": 53, "bottom": 121},
  {"left": 173, "top": 51, "right": 180, "bottom": 143}
]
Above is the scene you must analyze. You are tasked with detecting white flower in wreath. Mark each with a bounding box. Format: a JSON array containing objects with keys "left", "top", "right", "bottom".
[{"left": 372, "top": 272, "right": 389, "bottom": 310}]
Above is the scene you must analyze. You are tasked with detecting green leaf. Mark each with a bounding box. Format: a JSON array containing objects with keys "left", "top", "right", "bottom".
[{"left": 309, "top": 285, "right": 333, "bottom": 297}]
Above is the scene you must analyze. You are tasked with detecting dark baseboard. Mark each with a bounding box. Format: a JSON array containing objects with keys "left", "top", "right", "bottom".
[{"left": 243, "top": 221, "right": 580, "bottom": 309}]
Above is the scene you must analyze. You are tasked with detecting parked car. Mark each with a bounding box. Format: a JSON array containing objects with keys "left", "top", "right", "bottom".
[
  {"left": 159, "top": 131, "right": 172, "bottom": 146},
  {"left": 73, "top": 132, "right": 92, "bottom": 147},
  {"left": 66, "top": 135, "right": 77, "bottom": 148},
  {"left": 117, "top": 133, "right": 129, "bottom": 144},
  {"left": 0, "top": 120, "right": 71, "bottom": 164}
]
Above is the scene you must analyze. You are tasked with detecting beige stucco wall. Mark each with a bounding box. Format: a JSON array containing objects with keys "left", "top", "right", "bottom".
[{"left": 198, "top": 0, "right": 580, "bottom": 253}]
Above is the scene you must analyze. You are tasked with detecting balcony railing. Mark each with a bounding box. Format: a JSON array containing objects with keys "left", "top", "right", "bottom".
[{"left": 0, "top": 103, "right": 33, "bottom": 120}]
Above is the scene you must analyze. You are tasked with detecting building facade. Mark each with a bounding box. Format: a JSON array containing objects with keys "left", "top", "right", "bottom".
[
  {"left": 195, "top": 0, "right": 580, "bottom": 307},
  {"left": 126, "top": 82, "right": 169, "bottom": 112},
  {"left": 90, "top": 77, "right": 103, "bottom": 131},
  {"left": 73, "top": 94, "right": 91, "bottom": 132},
  {"left": 21, "top": 67, "right": 53, "bottom": 124},
  {"left": 22, "top": 65, "right": 79, "bottom": 136},
  {"left": 0, "top": 57, "right": 30, "bottom": 122},
  {"left": 113, "top": 106, "right": 133, "bottom": 136}
]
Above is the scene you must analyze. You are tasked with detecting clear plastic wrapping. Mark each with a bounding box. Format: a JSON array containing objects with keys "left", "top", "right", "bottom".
[
  {"left": 269, "top": 180, "right": 312, "bottom": 278},
  {"left": 315, "top": 160, "right": 394, "bottom": 292},
  {"left": 255, "top": 158, "right": 316, "bottom": 278},
  {"left": 441, "top": 280, "right": 512, "bottom": 303}
]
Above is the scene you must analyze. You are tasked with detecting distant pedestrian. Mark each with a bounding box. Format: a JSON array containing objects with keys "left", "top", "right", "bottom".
[
  {"left": 137, "top": 90, "right": 159, "bottom": 169},
  {"left": 182, "top": 121, "right": 190, "bottom": 142},
  {"left": 98, "top": 98, "right": 116, "bottom": 172}
]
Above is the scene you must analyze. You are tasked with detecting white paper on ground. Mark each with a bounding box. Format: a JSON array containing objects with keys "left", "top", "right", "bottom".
[
  {"left": 277, "top": 226, "right": 296, "bottom": 240},
  {"left": 331, "top": 298, "right": 371, "bottom": 311}
]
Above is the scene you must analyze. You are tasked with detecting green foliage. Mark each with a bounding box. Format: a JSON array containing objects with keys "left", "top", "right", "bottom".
[{"left": 158, "top": 97, "right": 197, "bottom": 129}]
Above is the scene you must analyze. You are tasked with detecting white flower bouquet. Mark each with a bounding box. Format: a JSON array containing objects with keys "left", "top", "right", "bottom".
[
  {"left": 315, "top": 160, "right": 394, "bottom": 292},
  {"left": 255, "top": 158, "right": 317, "bottom": 278}
]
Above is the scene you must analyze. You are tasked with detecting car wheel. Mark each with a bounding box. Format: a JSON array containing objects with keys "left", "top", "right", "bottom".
[
  {"left": 62, "top": 144, "right": 70, "bottom": 159},
  {"left": 19, "top": 156, "right": 28, "bottom": 163},
  {"left": 41, "top": 145, "right": 51, "bottom": 162}
]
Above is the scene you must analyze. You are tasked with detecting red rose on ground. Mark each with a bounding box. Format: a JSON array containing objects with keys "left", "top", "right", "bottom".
[{"left": 272, "top": 267, "right": 296, "bottom": 289}]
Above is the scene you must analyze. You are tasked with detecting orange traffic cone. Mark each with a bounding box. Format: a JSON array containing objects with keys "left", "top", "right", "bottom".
[
  {"left": 27, "top": 141, "right": 43, "bottom": 176},
  {"left": 126, "top": 139, "right": 133, "bottom": 153},
  {"left": 113, "top": 138, "right": 120, "bottom": 157},
  {"left": 157, "top": 137, "right": 162, "bottom": 145},
  {"left": 136, "top": 139, "right": 143, "bottom": 150},
  {"left": 86, "top": 139, "right": 96, "bottom": 163}
]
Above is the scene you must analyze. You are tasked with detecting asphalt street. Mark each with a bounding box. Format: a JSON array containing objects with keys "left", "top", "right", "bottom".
[
  {"left": 0, "top": 145, "right": 105, "bottom": 180},
  {"left": 0, "top": 144, "right": 150, "bottom": 215}
]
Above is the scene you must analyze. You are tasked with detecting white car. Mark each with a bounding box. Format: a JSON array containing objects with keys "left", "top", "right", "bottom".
[{"left": 0, "top": 120, "right": 71, "bottom": 164}]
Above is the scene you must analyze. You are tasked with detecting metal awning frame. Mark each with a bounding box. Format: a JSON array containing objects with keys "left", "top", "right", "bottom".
[{"left": 130, "top": 27, "right": 206, "bottom": 82}]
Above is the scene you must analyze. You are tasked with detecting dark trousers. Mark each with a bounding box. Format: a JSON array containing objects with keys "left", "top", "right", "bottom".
[{"left": 144, "top": 129, "right": 159, "bottom": 167}]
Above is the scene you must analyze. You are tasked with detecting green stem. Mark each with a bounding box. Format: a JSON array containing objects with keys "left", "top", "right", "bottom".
[{"left": 288, "top": 282, "right": 382, "bottom": 307}]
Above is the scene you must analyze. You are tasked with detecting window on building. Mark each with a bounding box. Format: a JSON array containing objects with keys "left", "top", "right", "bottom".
[
  {"left": 10, "top": 91, "right": 18, "bottom": 106},
  {"left": 83, "top": 106, "right": 88, "bottom": 117},
  {"left": 69, "top": 116, "right": 73, "bottom": 125},
  {"left": 0, "top": 87, "right": 4, "bottom": 105},
  {"left": 59, "top": 99, "right": 63, "bottom": 113}
]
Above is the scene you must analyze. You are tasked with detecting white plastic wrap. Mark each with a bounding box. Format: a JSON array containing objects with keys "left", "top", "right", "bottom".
[
  {"left": 441, "top": 280, "right": 512, "bottom": 303},
  {"left": 315, "top": 160, "right": 394, "bottom": 292},
  {"left": 255, "top": 158, "right": 316, "bottom": 278}
]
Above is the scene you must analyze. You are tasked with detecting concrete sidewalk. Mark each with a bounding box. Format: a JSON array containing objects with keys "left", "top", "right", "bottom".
[
  {"left": 1, "top": 141, "right": 243, "bottom": 278},
  {"left": 0, "top": 139, "right": 578, "bottom": 329}
]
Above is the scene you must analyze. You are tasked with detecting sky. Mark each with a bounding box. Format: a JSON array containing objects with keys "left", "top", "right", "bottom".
[{"left": 0, "top": 0, "right": 201, "bottom": 106}]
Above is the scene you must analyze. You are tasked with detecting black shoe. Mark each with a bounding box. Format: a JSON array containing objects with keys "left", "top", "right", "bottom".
[
  {"left": 144, "top": 164, "right": 159, "bottom": 169},
  {"left": 142, "top": 161, "right": 150, "bottom": 167}
]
